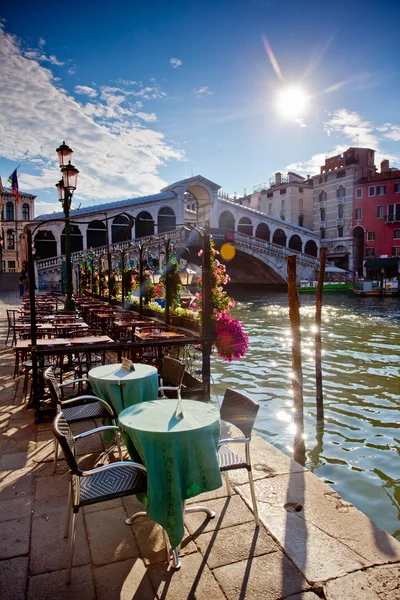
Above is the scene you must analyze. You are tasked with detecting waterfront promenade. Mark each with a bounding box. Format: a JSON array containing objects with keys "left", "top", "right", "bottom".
[{"left": 0, "top": 291, "right": 399, "bottom": 599}]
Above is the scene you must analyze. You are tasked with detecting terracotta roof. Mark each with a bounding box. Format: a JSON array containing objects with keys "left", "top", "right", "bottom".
[{"left": 357, "top": 171, "right": 400, "bottom": 184}]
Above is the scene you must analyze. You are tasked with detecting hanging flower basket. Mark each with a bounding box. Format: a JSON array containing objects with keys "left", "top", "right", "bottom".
[{"left": 214, "top": 312, "right": 249, "bottom": 362}]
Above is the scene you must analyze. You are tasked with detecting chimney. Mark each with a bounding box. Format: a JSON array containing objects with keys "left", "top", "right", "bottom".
[
  {"left": 381, "top": 159, "right": 389, "bottom": 173},
  {"left": 275, "top": 172, "right": 282, "bottom": 185}
]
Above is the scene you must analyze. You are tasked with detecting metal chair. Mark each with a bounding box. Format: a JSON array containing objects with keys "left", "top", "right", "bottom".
[
  {"left": 53, "top": 413, "right": 181, "bottom": 583},
  {"left": 158, "top": 356, "right": 185, "bottom": 399},
  {"left": 53, "top": 412, "right": 147, "bottom": 583},
  {"left": 6, "top": 309, "right": 19, "bottom": 346},
  {"left": 44, "top": 367, "right": 121, "bottom": 472},
  {"left": 218, "top": 388, "right": 260, "bottom": 526}
]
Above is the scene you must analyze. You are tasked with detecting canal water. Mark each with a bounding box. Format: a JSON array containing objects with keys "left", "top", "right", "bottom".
[{"left": 210, "top": 289, "right": 400, "bottom": 540}]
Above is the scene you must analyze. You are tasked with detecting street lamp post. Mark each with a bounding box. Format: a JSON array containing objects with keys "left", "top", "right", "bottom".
[{"left": 56, "top": 142, "right": 79, "bottom": 312}]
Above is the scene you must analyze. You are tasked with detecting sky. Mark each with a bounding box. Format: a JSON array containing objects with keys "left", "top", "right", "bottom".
[{"left": 1, "top": 0, "right": 400, "bottom": 216}]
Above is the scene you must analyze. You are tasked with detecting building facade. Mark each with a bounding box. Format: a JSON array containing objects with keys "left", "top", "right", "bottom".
[
  {"left": 312, "top": 147, "right": 375, "bottom": 271},
  {"left": 352, "top": 160, "right": 400, "bottom": 277},
  {"left": 1, "top": 188, "right": 36, "bottom": 273},
  {"left": 259, "top": 172, "right": 313, "bottom": 229}
]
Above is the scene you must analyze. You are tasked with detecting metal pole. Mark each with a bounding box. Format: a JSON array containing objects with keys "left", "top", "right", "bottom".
[
  {"left": 121, "top": 250, "right": 125, "bottom": 306},
  {"left": 165, "top": 239, "right": 171, "bottom": 325},
  {"left": 27, "top": 229, "right": 40, "bottom": 421},
  {"left": 202, "top": 233, "right": 212, "bottom": 402},
  {"left": 63, "top": 191, "right": 76, "bottom": 312},
  {"left": 105, "top": 215, "right": 112, "bottom": 303},
  {"left": 139, "top": 245, "right": 143, "bottom": 316},
  {"left": 315, "top": 247, "right": 327, "bottom": 424}
]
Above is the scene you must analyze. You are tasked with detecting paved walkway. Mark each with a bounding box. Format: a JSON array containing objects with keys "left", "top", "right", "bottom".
[{"left": 0, "top": 291, "right": 399, "bottom": 599}]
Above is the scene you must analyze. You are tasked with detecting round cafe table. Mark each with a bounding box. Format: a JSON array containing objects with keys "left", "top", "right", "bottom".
[
  {"left": 119, "top": 399, "right": 222, "bottom": 550},
  {"left": 88, "top": 363, "right": 158, "bottom": 415}
]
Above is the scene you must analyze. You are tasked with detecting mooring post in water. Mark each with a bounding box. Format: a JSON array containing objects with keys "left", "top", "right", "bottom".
[
  {"left": 315, "top": 247, "right": 327, "bottom": 424},
  {"left": 287, "top": 255, "right": 306, "bottom": 462}
]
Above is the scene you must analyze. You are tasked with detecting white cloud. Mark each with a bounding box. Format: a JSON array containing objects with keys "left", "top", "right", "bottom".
[
  {"left": 286, "top": 147, "right": 345, "bottom": 177},
  {"left": 324, "top": 109, "right": 377, "bottom": 148},
  {"left": 75, "top": 85, "right": 98, "bottom": 98},
  {"left": 136, "top": 112, "right": 157, "bottom": 122},
  {"left": 24, "top": 49, "right": 65, "bottom": 66},
  {"left": 194, "top": 86, "right": 212, "bottom": 95},
  {"left": 170, "top": 58, "right": 182, "bottom": 68},
  {"left": 38, "top": 38, "right": 46, "bottom": 49},
  {"left": 0, "top": 23, "right": 184, "bottom": 211}
]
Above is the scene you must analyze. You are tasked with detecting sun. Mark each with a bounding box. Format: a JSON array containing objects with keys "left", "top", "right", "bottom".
[{"left": 277, "top": 85, "right": 309, "bottom": 119}]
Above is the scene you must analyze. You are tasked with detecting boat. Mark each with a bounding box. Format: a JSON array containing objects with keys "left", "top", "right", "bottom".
[
  {"left": 352, "top": 279, "right": 399, "bottom": 297},
  {"left": 298, "top": 281, "right": 352, "bottom": 293}
]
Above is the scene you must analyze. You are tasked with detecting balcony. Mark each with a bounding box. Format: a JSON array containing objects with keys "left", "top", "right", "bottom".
[
  {"left": 319, "top": 199, "right": 327, "bottom": 208},
  {"left": 336, "top": 218, "right": 344, "bottom": 227},
  {"left": 320, "top": 220, "right": 327, "bottom": 229},
  {"left": 337, "top": 197, "right": 344, "bottom": 205}
]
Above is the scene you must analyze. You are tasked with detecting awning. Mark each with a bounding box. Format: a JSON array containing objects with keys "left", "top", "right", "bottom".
[{"left": 364, "top": 257, "right": 400, "bottom": 268}]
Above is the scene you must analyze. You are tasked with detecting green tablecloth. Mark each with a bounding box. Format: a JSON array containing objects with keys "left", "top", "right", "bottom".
[
  {"left": 119, "top": 399, "right": 222, "bottom": 549},
  {"left": 88, "top": 363, "right": 159, "bottom": 450}
]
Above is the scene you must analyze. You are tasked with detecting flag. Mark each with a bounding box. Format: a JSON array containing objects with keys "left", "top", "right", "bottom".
[{"left": 7, "top": 169, "right": 20, "bottom": 206}]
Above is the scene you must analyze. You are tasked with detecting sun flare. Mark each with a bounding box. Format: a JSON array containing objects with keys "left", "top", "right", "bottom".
[{"left": 277, "top": 85, "right": 309, "bottom": 118}]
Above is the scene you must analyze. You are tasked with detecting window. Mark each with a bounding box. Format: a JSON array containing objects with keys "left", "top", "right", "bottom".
[
  {"left": 6, "top": 202, "right": 14, "bottom": 220},
  {"left": 367, "top": 231, "right": 375, "bottom": 241},
  {"left": 320, "top": 207, "right": 326, "bottom": 221},
  {"left": 377, "top": 185, "right": 386, "bottom": 196},
  {"left": 377, "top": 205, "right": 384, "bottom": 218},
  {"left": 392, "top": 247, "right": 400, "bottom": 256},
  {"left": 299, "top": 187, "right": 303, "bottom": 193},
  {"left": 267, "top": 192, "right": 273, "bottom": 198},
  {"left": 366, "top": 248, "right": 375, "bottom": 257},
  {"left": 355, "top": 208, "right": 362, "bottom": 220},
  {"left": 268, "top": 203, "right": 272, "bottom": 215},
  {"left": 369, "top": 187, "right": 375, "bottom": 197},
  {"left": 337, "top": 185, "right": 346, "bottom": 198},
  {"left": 320, "top": 228, "right": 325, "bottom": 240},
  {"left": 298, "top": 215, "right": 304, "bottom": 227},
  {"left": 337, "top": 226, "right": 344, "bottom": 237},
  {"left": 299, "top": 198, "right": 303, "bottom": 211},
  {"left": 395, "top": 183, "right": 400, "bottom": 193},
  {"left": 356, "top": 188, "right": 362, "bottom": 198},
  {"left": 319, "top": 177, "right": 323, "bottom": 184},
  {"left": 6, "top": 230, "right": 15, "bottom": 250},
  {"left": 338, "top": 205, "right": 344, "bottom": 218},
  {"left": 394, "top": 230, "right": 400, "bottom": 239},
  {"left": 337, "top": 170, "right": 345, "bottom": 178},
  {"left": 7, "top": 260, "right": 16, "bottom": 271},
  {"left": 280, "top": 188, "right": 286, "bottom": 195},
  {"left": 396, "top": 204, "right": 400, "bottom": 221},
  {"left": 324, "top": 174, "right": 328, "bottom": 182},
  {"left": 22, "top": 203, "right": 30, "bottom": 220},
  {"left": 319, "top": 190, "right": 327, "bottom": 203},
  {"left": 387, "top": 204, "right": 394, "bottom": 222}
]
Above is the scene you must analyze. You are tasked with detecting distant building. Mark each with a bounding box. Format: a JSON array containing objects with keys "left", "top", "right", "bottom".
[
  {"left": 258, "top": 172, "right": 313, "bottom": 229},
  {"left": 1, "top": 188, "right": 36, "bottom": 273},
  {"left": 312, "top": 147, "right": 375, "bottom": 271},
  {"left": 353, "top": 159, "right": 400, "bottom": 278}
]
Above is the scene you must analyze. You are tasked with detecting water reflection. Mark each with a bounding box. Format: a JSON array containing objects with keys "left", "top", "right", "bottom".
[{"left": 211, "top": 290, "right": 400, "bottom": 540}]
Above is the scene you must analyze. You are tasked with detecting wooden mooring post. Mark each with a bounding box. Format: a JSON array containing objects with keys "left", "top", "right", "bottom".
[
  {"left": 315, "top": 247, "right": 327, "bottom": 425},
  {"left": 287, "top": 255, "right": 305, "bottom": 463}
]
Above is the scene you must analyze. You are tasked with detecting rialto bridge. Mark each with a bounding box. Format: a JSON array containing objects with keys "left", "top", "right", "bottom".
[{"left": 33, "top": 175, "right": 320, "bottom": 288}]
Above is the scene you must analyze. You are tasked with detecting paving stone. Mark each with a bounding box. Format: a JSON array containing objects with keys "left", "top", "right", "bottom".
[
  {"left": 213, "top": 551, "right": 308, "bottom": 600},
  {"left": 83, "top": 497, "right": 123, "bottom": 514},
  {"left": 236, "top": 482, "right": 368, "bottom": 583},
  {"left": 33, "top": 495, "right": 69, "bottom": 518},
  {"left": 85, "top": 505, "right": 140, "bottom": 566},
  {"left": 0, "top": 517, "right": 30, "bottom": 559},
  {"left": 324, "top": 564, "right": 400, "bottom": 600},
  {"left": 237, "top": 471, "right": 400, "bottom": 568},
  {"left": 93, "top": 557, "right": 156, "bottom": 600},
  {"left": 193, "top": 521, "right": 279, "bottom": 569},
  {"left": 186, "top": 478, "right": 230, "bottom": 504},
  {"left": 0, "top": 556, "right": 28, "bottom": 600},
  {"left": 184, "top": 494, "right": 254, "bottom": 536},
  {"left": 0, "top": 450, "right": 33, "bottom": 470},
  {"left": 0, "top": 436, "right": 36, "bottom": 456},
  {"left": 284, "top": 593, "right": 321, "bottom": 600},
  {"left": 27, "top": 565, "right": 96, "bottom": 600},
  {"left": 0, "top": 496, "right": 33, "bottom": 522},
  {"left": 30, "top": 505, "right": 90, "bottom": 574},
  {"left": 131, "top": 516, "right": 197, "bottom": 565},
  {"left": 34, "top": 473, "right": 69, "bottom": 500},
  {"left": 0, "top": 467, "right": 33, "bottom": 499},
  {"left": 148, "top": 551, "right": 226, "bottom": 600}
]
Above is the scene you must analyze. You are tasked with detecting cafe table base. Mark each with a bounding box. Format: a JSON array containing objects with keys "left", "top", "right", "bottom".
[{"left": 124, "top": 502, "right": 216, "bottom": 569}]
